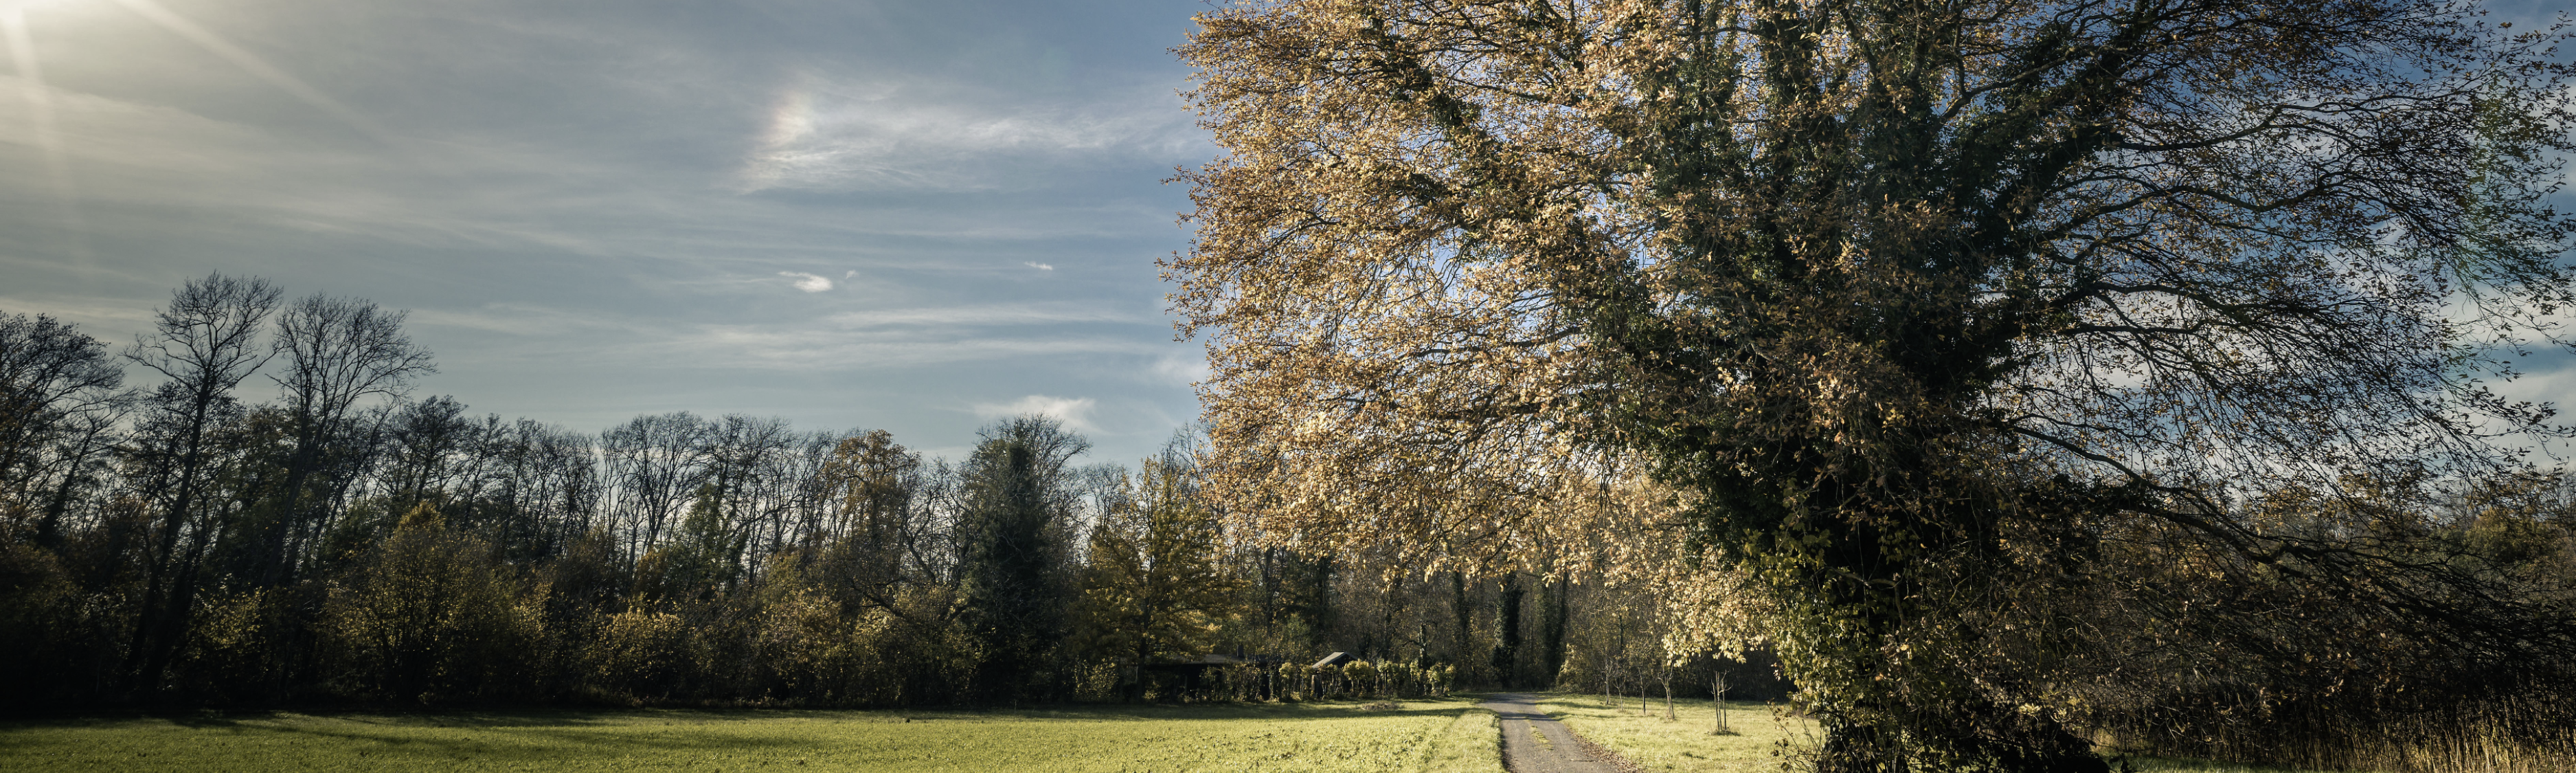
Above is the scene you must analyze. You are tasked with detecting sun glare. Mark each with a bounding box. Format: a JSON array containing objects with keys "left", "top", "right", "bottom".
[
  {"left": 0, "top": 0, "right": 73, "bottom": 14},
  {"left": 1, "top": 1, "right": 87, "bottom": 256}
]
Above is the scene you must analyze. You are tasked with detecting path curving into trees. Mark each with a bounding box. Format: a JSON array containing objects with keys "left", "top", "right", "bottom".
[{"left": 1479, "top": 694, "right": 1623, "bottom": 773}]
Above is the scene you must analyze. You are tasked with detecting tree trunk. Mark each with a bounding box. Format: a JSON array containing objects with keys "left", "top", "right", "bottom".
[
  {"left": 1493, "top": 572, "right": 1524, "bottom": 687},
  {"left": 1539, "top": 576, "right": 1567, "bottom": 685},
  {"left": 1712, "top": 671, "right": 1731, "bottom": 734}
]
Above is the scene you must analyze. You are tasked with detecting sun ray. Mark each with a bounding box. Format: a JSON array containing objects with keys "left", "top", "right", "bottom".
[
  {"left": 107, "top": 0, "right": 400, "bottom": 148},
  {"left": 1, "top": 5, "right": 89, "bottom": 260}
]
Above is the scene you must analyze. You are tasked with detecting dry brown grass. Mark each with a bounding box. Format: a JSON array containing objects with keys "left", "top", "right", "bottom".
[{"left": 2108, "top": 697, "right": 2576, "bottom": 773}]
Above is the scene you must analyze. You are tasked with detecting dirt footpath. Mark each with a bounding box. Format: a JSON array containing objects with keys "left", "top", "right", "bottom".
[{"left": 1478, "top": 693, "right": 1628, "bottom": 773}]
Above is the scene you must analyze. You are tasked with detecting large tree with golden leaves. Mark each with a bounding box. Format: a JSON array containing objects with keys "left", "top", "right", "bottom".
[{"left": 1174, "top": 0, "right": 2576, "bottom": 770}]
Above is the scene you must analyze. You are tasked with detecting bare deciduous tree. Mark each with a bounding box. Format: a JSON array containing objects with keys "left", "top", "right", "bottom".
[
  {"left": 255, "top": 293, "right": 433, "bottom": 585},
  {"left": 121, "top": 271, "right": 282, "bottom": 696},
  {"left": 0, "top": 311, "right": 127, "bottom": 546}
]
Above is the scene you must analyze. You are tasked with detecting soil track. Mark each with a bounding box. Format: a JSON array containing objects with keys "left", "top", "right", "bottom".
[{"left": 1479, "top": 693, "right": 1626, "bottom": 773}]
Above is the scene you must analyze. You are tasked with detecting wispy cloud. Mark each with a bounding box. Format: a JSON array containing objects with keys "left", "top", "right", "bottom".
[
  {"left": 0, "top": 74, "right": 1175, "bottom": 269},
  {"left": 664, "top": 327, "right": 1166, "bottom": 371},
  {"left": 107, "top": 0, "right": 405, "bottom": 148},
  {"left": 732, "top": 76, "right": 1200, "bottom": 193},
  {"left": 0, "top": 291, "right": 159, "bottom": 331},
  {"left": 407, "top": 302, "right": 637, "bottom": 336},
  {"left": 612, "top": 301, "right": 1168, "bottom": 372},
  {"left": 779, "top": 271, "right": 833, "bottom": 292},
  {"left": 822, "top": 303, "right": 1142, "bottom": 329},
  {"left": 0, "top": 0, "right": 1210, "bottom": 466},
  {"left": 973, "top": 394, "right": 1098, "bottom": 433},
  {"left": 400, "top": 298, "right": 1165, "bottom": 372},
  {"left": 1151, "top": 352, "right": 1210, "bottom": 386}
]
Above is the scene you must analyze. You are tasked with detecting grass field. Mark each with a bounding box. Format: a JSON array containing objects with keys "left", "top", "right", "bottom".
[
  {"left": 1540, "top": 693, "right": 1816, "bottom": 772},
  {"left": 1537, "top": 693, "right": 2338, "bottom": 773},
  {"left": 0, "top": 694, "right": 2357, "bottom": 773},
  {"left": 0, "top": 698, "right": 1502, "bottom": 773}
]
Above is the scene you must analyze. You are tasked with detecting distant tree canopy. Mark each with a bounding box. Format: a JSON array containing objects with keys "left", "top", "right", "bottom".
[
  {"left": 1176, "top": 1, "right": 2576, "bottom": 770},
  {"left": 2, "top": 276, "right": 1616, "bottom": 713},
  {"left": 1074, "top": 449, "right": 1249, "bottom": 697},
  {"left": 953, "top": 416, "right": 1089, "bottom": 704}
]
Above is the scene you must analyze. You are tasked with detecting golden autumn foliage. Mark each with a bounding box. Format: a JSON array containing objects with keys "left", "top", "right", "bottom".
[{"left": 1174, "top": 0, "right": 2576, "bottom": 770}]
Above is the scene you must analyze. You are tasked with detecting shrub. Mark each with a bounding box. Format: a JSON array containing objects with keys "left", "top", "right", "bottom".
[
  {"left": 322, "top": 504, "right": 543, "bottom": 702},
  {"left": 584, "top": 608, "right": 689, "bottom": 702}
]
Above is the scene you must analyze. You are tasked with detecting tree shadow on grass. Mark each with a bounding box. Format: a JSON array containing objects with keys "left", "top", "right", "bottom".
[
  {"left": 3, "top": 710, "right": 835, "bottom": 768},
  {"left": 984, "top": 698, "right": 1480, "bottom": 724},
  {"left": 5, "top": 699, "right": 1479, "bottom": 730},
  {"left": 0, "top": 699, "right": 1493, "bottom": 772}
]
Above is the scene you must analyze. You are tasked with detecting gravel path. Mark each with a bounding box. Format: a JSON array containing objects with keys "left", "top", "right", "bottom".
[{"left": 1478, "top": 693, "right": 1625, "bottom": 773}]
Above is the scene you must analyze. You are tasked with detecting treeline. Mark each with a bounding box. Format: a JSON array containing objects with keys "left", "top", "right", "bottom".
[{"left": 0, "top": 273, "right": 1748, "bottom": 707}]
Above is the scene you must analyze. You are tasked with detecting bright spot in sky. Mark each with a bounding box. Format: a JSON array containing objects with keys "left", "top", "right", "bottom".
[
  {"left": 1025, "top": 261, "right": 1053, "bottom": 271},
  {"left": 975, "top": 394, "right": 1097, "bottom": 433},
  {"left": 779, "top": 271, "right": 833, "bottom": 292},
  {"left": 0, "top": 0, "right": 72, "bottom": 14}
]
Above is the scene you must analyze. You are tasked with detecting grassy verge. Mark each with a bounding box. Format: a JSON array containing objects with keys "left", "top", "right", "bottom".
[
  {"left": 2119, "top": 759, "right": 2336, "bottom": 773},
  {"left": 1537, "top": 693, "right": 2343, "bottom": 773},
  {"left": 1538, "top": 692, "right": 1816, "bottom": 772},
  {"left": 0, "top": 697, "right": 1504, "bottom": 773},
  {"left": 1423, "top": 704, "right": 1505, "bottom": 773}
]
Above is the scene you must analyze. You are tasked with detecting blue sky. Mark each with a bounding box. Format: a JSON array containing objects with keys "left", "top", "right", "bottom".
[
  {"left": 1, "top": 0, "right": 2571, "bottom": 467},
  {"left": 0, "top": 0, "right": 1216, "bottom": 463}
]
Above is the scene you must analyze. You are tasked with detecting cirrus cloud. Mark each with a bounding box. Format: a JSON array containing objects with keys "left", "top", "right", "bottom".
[
  {"left": 973, "top": 394, "right": 1098, "bottom": 434},
  {"left": 732, "top": 76, "right": 1203, "bottom": 194},
  {"left": 778, "top": 271, "right": 833, "bottom": 292}
]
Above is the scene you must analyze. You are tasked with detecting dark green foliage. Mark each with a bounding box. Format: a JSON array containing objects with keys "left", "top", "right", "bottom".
[
  {"left": 953, "top": 416, "right": 1086, "bottom": 704},
  {"left": 1489, "top": 572, "right": 1522, "bottom": 688}
]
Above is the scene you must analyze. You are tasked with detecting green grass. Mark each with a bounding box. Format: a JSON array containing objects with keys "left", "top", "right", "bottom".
[
  {"left": 1539, "top": 693, "right": 1817, "bottom": 772},
  {"left": 1537, "top": 693, "right": 2345, "bottom": 773},
  {"left": 0, "top": 698, "right": 1505, "bottom": 773},
  {"left": 1423, "top": 704, "right": 1504, "bottom": 773}
]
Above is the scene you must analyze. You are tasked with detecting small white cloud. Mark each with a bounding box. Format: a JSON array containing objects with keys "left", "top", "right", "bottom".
[
  {"left": 1024, "top": 261, "right": 1054, "bottom": 271},
  {"left": 843, "top": 270, "right": 857, "bottom": 279},
  {"left": 1151, "top": 353, "right": 1212, "bottom": 386},
  {"left": 778, "top": 271, "right": 833, "bottom": 292},
  {"left": 973, "top": 394, "right": 1098, "bottom": 433}
]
